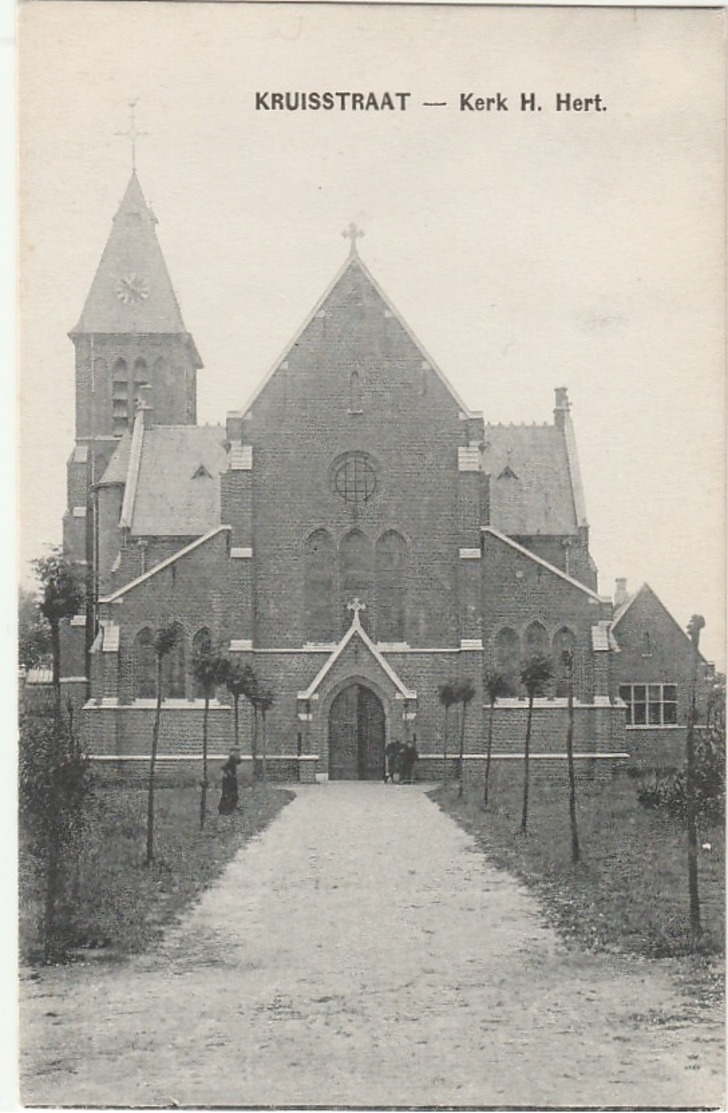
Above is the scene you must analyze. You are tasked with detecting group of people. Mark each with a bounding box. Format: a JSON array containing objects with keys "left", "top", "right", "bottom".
[
  {"left": 218, "top": 737, "right": 419, "bottom": 805},
  {"left": 384, "top": 738, "right": 419, "bottom": 784}
]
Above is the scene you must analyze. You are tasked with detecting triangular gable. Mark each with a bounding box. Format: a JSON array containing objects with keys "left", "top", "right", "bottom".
[
  {"left": 240, "top": 249, "right": 476, "bottom": 420},
  {"left": 481, "top": 527, "right": 605, "bottom": 602},
  {"left": 298, "top": 613, "right": 416, "bottom": 700},
  {"left": 98, "top": 526, "right": 230, "bottom": 603},
  {"left": 611, "top": 582, "right": 707, "bottom": 661}
]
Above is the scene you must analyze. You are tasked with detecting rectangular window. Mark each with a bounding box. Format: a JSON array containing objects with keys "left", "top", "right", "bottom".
[{"left": 619, "top": 683, "right": 679, "bottom": 727}]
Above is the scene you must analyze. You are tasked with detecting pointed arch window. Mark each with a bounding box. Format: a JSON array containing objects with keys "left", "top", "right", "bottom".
[
  {"left": 161, "top": 622, "right": 186, "bottom": 699},
  {"left": 112, "top": 358, "right": 129, "bottom": 436},
  {"left": 525, "top": 621, "right": 549, "bottom": 657},
  {"left": 133, "top": 626, "right": 156, "bottom": 699},
  {"left": 349, "top": 370, "right": 363, "bottom": 414},
  {"left": 192, "top": 627, "right": 212, "bottom": 698},
  {"left": 552, "top": 627, "right": 577, "bottom": 697},
  {"left": 376, "top": 531, "right": 407, "bottom": 641},
  {"left": 339, "top": 529, "right": 373, "bottom": 634},
  {"left": 304, "top": 530, "right": 336, "bottom": 643},
  {"left": 495, "top": 627, "right": 521, "bottom": 694}
]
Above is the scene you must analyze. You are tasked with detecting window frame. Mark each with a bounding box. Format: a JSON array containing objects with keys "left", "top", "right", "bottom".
[{"left": 619, "top": 682, "right": 678, "bottom": 727}]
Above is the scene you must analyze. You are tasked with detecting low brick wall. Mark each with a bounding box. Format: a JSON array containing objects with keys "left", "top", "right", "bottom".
[
  {"left": 624, "top": 727, "right": 686, "bottom": 771},
  {"left": 88, "top": 754, "right": 319, "bottom": 786}
]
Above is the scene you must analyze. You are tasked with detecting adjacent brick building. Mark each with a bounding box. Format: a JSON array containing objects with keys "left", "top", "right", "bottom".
[{"left": 54, "top": 170, "right": 708, "bottom": 777}]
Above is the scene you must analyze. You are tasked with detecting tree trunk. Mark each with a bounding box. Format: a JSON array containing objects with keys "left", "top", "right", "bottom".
[
  {"left": 442, "top": 707, "right": 449, "bottom": 781},
  {"left": 233, "top": 693, "right": 240, "bottom": 753},
  {"left": 50, "top": 619, "right": 62, "bottom": 727},
  {"left": 200, "top": 694, "right": 210, "bottom": 830},
  {"left": 483, "top": 701, "right": 496, "bottom": 810},
  {"left": 251, "top": 708, "right": 259, "bottom": 782},
  {"left": 521, "top": 696, "right": 533, "bottom": 833},
  {"left": 565, "top": 679, "right": 580, "bottom": 863},
  {"left": 146, "top": 657, "right": 163, "bottom": 866},
  {"left": 686, "top": 655, "right": 702, "bottom": 947},
  {"left": 261, "top": 711, "right": 268, "bottom": 784},
  {"left": 457, "top": 703, "right": 467, "bottom": 798},
  {"left": 44, "top": 617, "right": 63, "bottom": 961}
]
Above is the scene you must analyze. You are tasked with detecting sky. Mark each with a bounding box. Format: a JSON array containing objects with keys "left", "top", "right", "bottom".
[{"left": 17, "top": 2, "right": 726, "bottom": 665}]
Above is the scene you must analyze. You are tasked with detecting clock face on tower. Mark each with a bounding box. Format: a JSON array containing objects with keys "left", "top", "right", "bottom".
[{"left": 115, "top": 273, "right": 150, "bottom": 305}]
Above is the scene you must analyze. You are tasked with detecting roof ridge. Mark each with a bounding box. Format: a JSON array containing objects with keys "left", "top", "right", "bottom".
[
  {"left": 481, "top": 527, "right": 605, "bottom": 602},
  {"left": 99, "top": 526, "right": 231, "bottom": 603}
]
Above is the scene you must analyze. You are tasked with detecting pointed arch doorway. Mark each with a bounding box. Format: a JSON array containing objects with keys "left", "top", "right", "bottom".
[{"left": 328, "top": 683, "right": 385, "bottom": 780}]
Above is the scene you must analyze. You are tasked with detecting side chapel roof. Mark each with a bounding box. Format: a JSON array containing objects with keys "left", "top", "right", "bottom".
[
  {"left": 482, "top": 423, "right": 578, "bottom": 535},
  {"left": 104, "top": 421, "right": 228, "bottom": 537}
]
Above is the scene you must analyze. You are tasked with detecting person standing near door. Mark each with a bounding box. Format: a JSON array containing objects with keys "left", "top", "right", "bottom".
[{"left": 384, "top": 738, "right": 400, "bottom": 783}]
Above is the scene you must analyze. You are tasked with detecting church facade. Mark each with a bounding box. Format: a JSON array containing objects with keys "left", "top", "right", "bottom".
[{"left": 55, "top": 171, "right": 704, "bottom": 778}]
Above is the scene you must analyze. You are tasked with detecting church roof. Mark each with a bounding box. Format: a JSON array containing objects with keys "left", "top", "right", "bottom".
[
  {"left": 97, "top": 431, "right": 132, "bottom": 486},
  {"left": 124, "top": 423, "right": 228, "bottom": 537},
  {"left": 240, "top": 244, "right": 477, "bottom": 420},
  {"left": 482, "top": 423, "right": 579, "bottom": 536},
  {"left": 71, "top": 172, "right": 200, "bottom": 363}
]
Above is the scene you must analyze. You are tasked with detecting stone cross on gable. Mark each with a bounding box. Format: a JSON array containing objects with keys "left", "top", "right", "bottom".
[
  {"left": 347, "top": 597, "right": 367, "bottom": 622},
  {"left": 115, "top": 99, "right": 149, "bottom": 173},
  {"left": 342, "top": 222, "right": 364, "bottom": 256}
]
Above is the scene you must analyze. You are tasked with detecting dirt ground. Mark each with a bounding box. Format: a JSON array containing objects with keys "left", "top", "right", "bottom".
[{"left": 20, "top": 783, "right": 724, "bottom": 1108}]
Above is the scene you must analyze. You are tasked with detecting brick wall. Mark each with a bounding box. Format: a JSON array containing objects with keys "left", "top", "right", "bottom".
[{"left": 242, "top": 259, "right": 470, "bottom": 652}]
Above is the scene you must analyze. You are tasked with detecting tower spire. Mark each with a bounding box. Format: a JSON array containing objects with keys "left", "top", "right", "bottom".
[{"left": 115, "top": 99, "right": 149, "bottom": 173}]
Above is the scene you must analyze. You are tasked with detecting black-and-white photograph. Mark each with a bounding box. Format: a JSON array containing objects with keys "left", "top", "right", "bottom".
[{"left": 16, "top": 3, "right": 725, "bottom": 1108}]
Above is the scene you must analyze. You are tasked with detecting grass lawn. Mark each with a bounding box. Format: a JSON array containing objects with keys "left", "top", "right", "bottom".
[
  {"left": 19, "top": 781, "right": 293, "bottom": 963},
  {"left": 431, "top": 767, "right": 724, "bottom": 962}
]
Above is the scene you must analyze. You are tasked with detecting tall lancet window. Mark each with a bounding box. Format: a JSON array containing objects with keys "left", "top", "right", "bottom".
[
  {"left": 161, "top": 622, "right": 186, "bottom": 699},
  {"left": 376, "top": 530, "right": 407, "bottom": 642},
  {"left": 339, "top": 529, "right": 373, "bottom": 634},
  {"left": 112, "top": 358, "right": 129, "bottom": 436},
  {"left": 303, "top": 530, "right": 336, "bottom": 643},
  {"left": 133, "top": 627, "right": 156, "bottom": 699},
  {"left": 349, "top": 370, "right": 363, "bottom": 413}
]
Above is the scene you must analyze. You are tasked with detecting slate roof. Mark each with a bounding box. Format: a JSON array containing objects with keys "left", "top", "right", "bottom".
[
  {"left": 97, "top": 431, "right": 132, "bottom": 486},
  {"left": 129, "top": 424, "right": 228, "bottom": 537},
  {"left": 72, "top": 173, "right": 200, "bottom": 365},
  {"left": 482, "top": 423, "right": 578, "bottom": 536}
]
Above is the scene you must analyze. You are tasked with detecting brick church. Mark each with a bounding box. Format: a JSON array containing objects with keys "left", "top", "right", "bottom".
[{"left": 55, "top": 170, "right": 705, "bottom": 778}]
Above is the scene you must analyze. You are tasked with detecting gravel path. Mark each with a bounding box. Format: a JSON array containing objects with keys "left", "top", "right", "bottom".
[{"left": 20, "top": 783, "right": 723, "bottom": 1108}]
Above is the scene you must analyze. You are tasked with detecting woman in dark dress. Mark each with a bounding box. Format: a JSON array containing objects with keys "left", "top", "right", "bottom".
[{"left": 218, "top": 750, "right": 242, "bottom": 814}]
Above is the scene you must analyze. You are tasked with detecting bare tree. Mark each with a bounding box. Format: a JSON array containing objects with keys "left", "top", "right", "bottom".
[
  {"left": 225, "top": 660, "right": 256, "bottom": 759},
  {"left": 456, "top": 680, "right": 476, "bottom": 798},
  {"left": 192, "top": 638, "right": 231, "bottom": 829},
  {"left": 255, "top": 684, "right": 275, "bottom": 785},
  {"left": 686, "top": 614, "right": 705, "bottom": 947},
  {"left": 519, "top": 654, "right": 553, "bottom": 834},
  {"left": 482, "top": 671, "right": 509, "bottom": 811},
  {"left": 145, "top": 623, "right": 180, "bottom": 866},
  {"left": 561, "top": 650, "right": 580, "bottom": 863},
  {"left": 32, "top": 551, "right": 85, "bottom": 960},
  {"left": 438, "top": 681, "right": 458, "bottom": 782}
]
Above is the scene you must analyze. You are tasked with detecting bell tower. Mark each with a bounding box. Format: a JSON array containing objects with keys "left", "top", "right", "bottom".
[{"left": 62, "top": 167, "right": 203, "bottom": 667}]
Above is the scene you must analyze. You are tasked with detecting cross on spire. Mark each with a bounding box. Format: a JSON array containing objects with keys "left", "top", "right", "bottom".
[
  {"left": 347, "top": 597, "right": 367, "bottom": 622},
  {"left": 342, "top": 222, "right": 364, "bottom": 256},
  {"left": 115, "top": 100, "right": 149, "bottom": 173}
]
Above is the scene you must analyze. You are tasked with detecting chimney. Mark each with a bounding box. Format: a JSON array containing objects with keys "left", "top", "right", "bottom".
[
  {"left": 614, "top": 578, "right": 629, "bottom": 607},
  {"left": 554, "top": 387, "right": 570, "bottom": 428},
  {"left": 226, "top": 410, "right": 244, "bottom": 442},
  {"left": 137, "top": 383, "right": 154, "bottom": 427}
]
